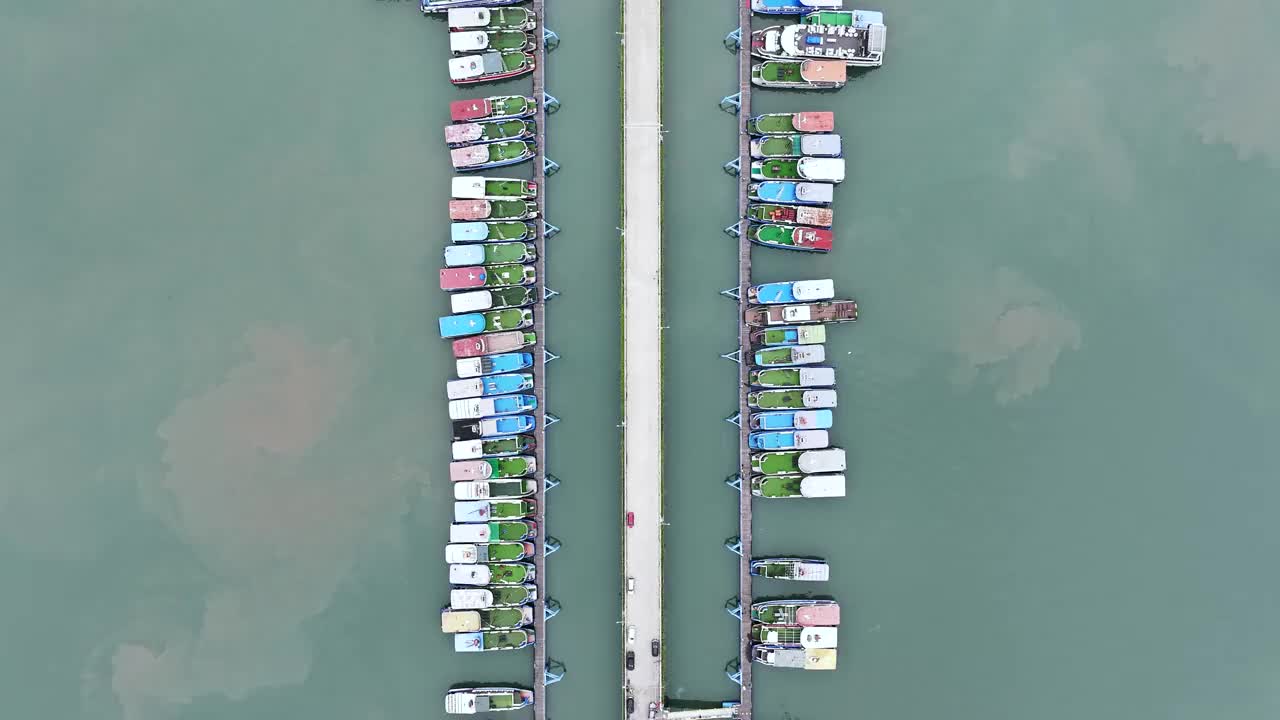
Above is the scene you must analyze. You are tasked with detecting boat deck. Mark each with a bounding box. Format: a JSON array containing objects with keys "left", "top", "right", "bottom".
[
  {"left": 530, "top": 0, "right": 548, "bottom": 717},
  {"left": 735, "top": 0, "right": 755, "bottom": 717}
]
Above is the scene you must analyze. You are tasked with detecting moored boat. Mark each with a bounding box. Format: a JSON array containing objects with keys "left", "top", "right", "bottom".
[
  {"left": 450, "top": 434, "right": 536, "bottom": 459},
  {"left": 454, "top": 630, "right": 534, "bottom": 652},
  {"left": 749, "top": 279, "right": 834, "bottom": 305},
  {"left": 750, "top": 473, "right": 846, "bottom": 498},
  {"left": 752, "top": 448, "right": 847, "bottom": 475},
  {"left": 749, "top": 409, "right": 834, "bottom": 431},
  {"left": 449, "top": 394, "right": 538, "bottom": 420},
  {"left": 751, "top": 644, "right": 837, "bottom": 670},
  {"left": 746, "top": 300, "right": 858, "bottom": 326},
  {"left": 748, "top": 389, "right": 837, "bottom": 409},
  {"left": 749, "top": 366, "right": 836, "bottom": 388},
  {"left": 449, "top": 51, "right": 535, "bottom": 85},
  {"left": 439, "top": 309, "right": 534, "bottom": 339},
  {"left": 448, "top": 6, "right": 536, "bottom": 32},
  {"left": 751, "top": 624, "right": 839, "bottom": 646},
  {"left": 750, "top": 557, "right": 831, "bottom": 581},
  {"left": 750, "top": 157, "right": 846, "bottom": 183},
  {"left": 747, "top": 203, "right": 833, "bottom": 227},
  {"left": 439, "top": 265, "right": 537, "bottom": 292},
  {"left": 449, "top": 562, "right": 534, "bottom": 586},
  {"left": 444, "top": 686, "right": 534, "bottom": 715},
  {"left": 752, "top": 599, "right": 841, "bottom": 625},
  {"left": 749, "top": 430, "right": 830, "bottom": 451},
  {"left": 444, "top": 242, "right": 537, "bottom": 267},
  {"left": 445, "top": 119, "right": 536, "bottom": 148},
  {"left": 753, "top": 324, "right": 826, "bottom": 347},
  {"left": 452, "top": 176, "right": 538, "bottom": 200},
  {"left": 452, "top": 330, "right": 537, "bottom": 359},
  {"left": 751, "top": 133, "right": 842, "bottom": 158},
  {"left": 754, "top": 345, "right": 827, "bottom": 367},
  {"left": 449, "top": 520, "right": 538, "bottom": 543},
  {"left": 449, "top": 199, "right": 538, "bottom": 221},
  {"left": 450, "top": 584, "right": 538, "bottom": 609},
  {"left": 451, "top": 140, "right": 537, "bottom": 171},
  {"left": 751, "top": 60, "right": 847, "bottom": 89},
  {"left": 748, "top": 223, "right": 833, "bottom": 252},
  {"left": 450, "top": 287, "right": 536, "bottom": 314},
  {"left": 453, "top": 499, "right": 537, "bottom": 522},
  {"left": 748, "top": 181, "right": 834, "bottom": 206},
  {"left": 454, "top": 479, "right": 537, "bottom": 500},
  {"left": 452, "top": 414, "right": 536, "bottom": 440},
  {"left": 422, "top": 0, "right": 524, "bottom": 14},
  {"left": 752, "top": 22, "right": 886, "bottom": 68},
  {"left": 449, "top": 95, "right": 537, "bottom": 122},
  {"left": 449, "top": 30, "right": 535, "bottom": 55},
  {"left": 441, "top": 607, "right": 534, "bottom": 632},
  {"left": 450, "top": 220, "right": 536, "bottom": 243},
  {"left": 449, "top": 456, "right": 537, "bottom": 481},
  {"left": 747, "top": 111, "right": 835, "bottom": 136},
  {"left": 455, "top": 351, "right": 534, "bottom": 379},
  {"left": 751, "top": 0, "right": 842, "bottom": 15},
  {"left": 446, "top": 373, "right": 534, "bottom": 400},
  {"left": 445, "top": 540, "right": 536, "bottom": 563},
  {"left": 802, "top": 9, "right": 883, "bottom": 27}
]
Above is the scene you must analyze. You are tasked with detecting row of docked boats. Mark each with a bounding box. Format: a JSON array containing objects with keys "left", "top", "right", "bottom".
[
  {"left": 425, "top": 5, "right": 545, "bottom": 715},
  {"left": 739, "top": 110, "right": 845, "bottom": 252},
  {"left": 748, "top": 4, "right": 888, "bottom": 89}
]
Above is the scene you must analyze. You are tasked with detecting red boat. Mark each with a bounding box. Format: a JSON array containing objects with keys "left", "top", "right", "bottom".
[
  {"left": 441, "top": 267, "right": 488, "bottom": 291},
  {"left": 452, "top": 331, "right": 536, "bottom": 359},
  {"left": 449, "top": 95, "right": 537, "bottom": 122}
]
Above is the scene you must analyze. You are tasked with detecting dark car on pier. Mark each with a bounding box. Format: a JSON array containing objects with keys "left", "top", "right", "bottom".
[
  {"left": 651, "top": 639, "right": 661, "bottom": 657},
  {"left": 626, "top": 650, "right": 635, "bottom": 670}
]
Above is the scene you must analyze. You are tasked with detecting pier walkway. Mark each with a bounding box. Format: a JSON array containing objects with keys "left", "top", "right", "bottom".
[
  {"left": 620, "top": 0, "right": 665, "bottom": 717},
  {"left": 531, "top": 0, "right": 549, "bottom": 717},
  {"left": 733, "top": 0, "right": 754, "bottom": 717}
]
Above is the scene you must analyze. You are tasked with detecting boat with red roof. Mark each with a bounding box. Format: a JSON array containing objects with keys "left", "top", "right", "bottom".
[
  {"left": 439, "top": 265, "right": 537, "bottom": 292},
  {"left": 747, "top": 224, "right": 833, "bottom": 252},
  {"left": 449, "top": 95, "right": 537, "bottom": 123}
]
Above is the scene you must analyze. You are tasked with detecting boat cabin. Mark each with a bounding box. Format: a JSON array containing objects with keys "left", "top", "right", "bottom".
[
  {"left": 798, "top": 448, "right": 846, "bottom": 472},
  {"left": 799, "top": 134, "right": 842, "bottom": 156},
  {"left": 451, "top": 438, "right": 488, "bottom": 459},
  {"left": 451, "top": 145, "right": 492, "bottom": 168},
  {"left": 800, "top": 60, "right": 847, "bottom": 83},
  {"left": 797, "top": 603, "right": 841, "bottom": 625},
  {"left": 449, "top": 200, "right": 492, "bottom": 221},
  {"left": 801, "top": 389, "right": 837, "bottom": 408},
  {"left": 445, "top": 123, "right": 485, "bottom": 145},
  {"left": 447, "top": 7, "right": 492, "bottom": 28},
  {"left": 440, "top": 267, "right": 487, "bottom": 291},
  {"left": 447, "top": 379, "right": 487, "bottom": 401},
  {"left": 450, "top": 31, "right": 492, "bottom": 54},
  {"left": 451, "top": 460, "right": 495, "bottom": 481},
  {"left": 451, "top": 290, "right": 495, "bottom": 313},
  {"left": 448, "top": 52, "right": 507, "bottom": 81},
  {"left": 797, "top": 157, "right": 846, "bottom": 182},
  {"left": 449, "top": 564, "right": 493, "bottom": 585},
  {"left": 445, "top": 245, "right": 487, "bottom": 267},
  {"left": 797, "top": 367, "right": 837, "bottom": 386},
  {"left": 453, "top": 500, "right": 491, "bottom": 522},
  {"left": 439, "top": 313, "right": 487, "bottom": 338},
  {"left": 441, "top": 610, "right": 483, "bottom": 633},
  {"left": 799, "top": 474, "right": 846, "bottom": 497},
  {"left": 450, "top": 98, "right": 493, "bottom": 122},
  {"left": 451, "top": 176, "right": 490, "bottom": 199},
  {"left": 793, "top": 111, "right": 835, "bottom": 132},
  {"left": 446, "top": 543, "right": 484, "bottom": 563},
  {"left": 451, "top": 222, "right": 490, "bottom": 243},
  {"left": 450, "top": 523, "right": 494, "bottom": 543}
]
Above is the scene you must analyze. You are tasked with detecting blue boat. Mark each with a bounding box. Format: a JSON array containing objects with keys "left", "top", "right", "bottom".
[
  {"left": 749, "top": 430, "right": 830, "bottom": 451},
  {"left": 448, "top": 394, "right": 538, "bottom": 421},
  {"left": 440, "top": 313, "right": 489, "bottom": 338},
  {"left": 751, "top": 0, "right": 842, "bottom": 14},
  {"left": 450, "top": 221, "right": 535, "bottom": 244},
  {"left": 422, "top": 0, "right": 524, "bottom": 14},
  {"left": 446, "top": 373, "right": 535, "bottom": 400},
  {"left": 438, "top": 309, "right": 533, "bottom": 339},
  {"left": 750, "top": 410, "right": 834, "bottom": 430},
  {"left": 748, "top": 279, "right": 835, "bottom": 304},
  {"left": 456, "top": 352, "right": 534, "bottom": 379},
  {"left": 748, "top": 181, "right": 834, "bottom": 206},
  {"left": 454, "top": 415, "right": 537, "bottom": 441}
]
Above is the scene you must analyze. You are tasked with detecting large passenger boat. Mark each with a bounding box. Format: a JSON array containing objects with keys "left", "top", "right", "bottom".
[
  {"left": 749, "top": 366, "right": 836, "bottom": 388},
  {"left": 748, "top": 389, "right": 837, "bottom": 409},
  {"left": 445, "top": 540, "right": 536, "bottom": 563},
  {"left": 455, "top": 352, "right": 534, "bottom": 379},
  {"left": 445, "top": 373, "right": 534, "bottom": 400},
  {"left": 449, "top": 51, "right": 535, "bottom": 85},
  {"left": 439, "top": 265, "right": 537, "bottom": 292},
  {"left": 751, "top": 644, "right": 837, "bottom": 670},
  {"left": 746, "top": 300, "right": 858, "bottom": 326},
  {"left": 751, "top": 60, "right": 847, "bottom": 89},
  {"left": 450, "top": 433, "right": 536, "bottom": 459},
  {"left": 444, "top": 687, "right": 534, "bottom": 715},
  {"left": 754, "top": 345, "right": 826, "bottom": 367},
  {"left": 749, "top": 409, "right": 833, "bottom": 431},
  {"left": 752, "top": 599, "right": 841, "bottom": 625},
  {"left": 449, "top": 520, "right": 537, "bottom": 543},
  {"left": 448, "top": 561, "right": 535, "bottom": 586},
  {"left": 752, "top": 20, "right": 886, "bottom": 68},
  {"left": 751, "top": 133, "right": 842, "bottom": 158}
]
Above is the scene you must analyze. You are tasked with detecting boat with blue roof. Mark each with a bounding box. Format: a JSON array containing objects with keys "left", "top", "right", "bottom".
[
  {"left": 450, "top": 221, "right": 536, "bottom": 243},
  {"left": 446, "top": 373, "right": 534, "bottom": 400},
  {"left": 749, "top": 430, "right": 830, "bottom": 451},
  {"left": 444, "top": 243, "right": 536, "bottom": 268},
  {"left": 749, "top": 279, "right": 834, "bottom": 304},
  {"left": 448, "top": 394, "right": 538, "bottom": 421},
  {"left": 749, "top": 409, "right": 834, "bottom": 431},
  {"left": 453, "top": 415, "right": 536, "bottom": 441},
  {"left": 748, "top": 181, "right": 834, "bottom": 206},
  {"left": 439, "top": 309, "right": 533, "bottom": 339},
  {"left": 455, "top": 352, "right": 534, "bottom": 379}
]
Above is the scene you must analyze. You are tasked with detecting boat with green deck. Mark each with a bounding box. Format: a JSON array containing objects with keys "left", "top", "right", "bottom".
[
  {"left": 749, "top": 367, "right": 836, "bottom": 388},
  {"left": 750, "top": 557, "right": 830, "bottom": 581},
  {"left": 747, "top": 203, "right": 833, "bottom": 227},
  {"left": 751, "top": 133, "right": 842, "bottom": 158},
  {"left": 748, "top": 223, "right": 834, "bottom": 252},
  {"left": 453, "top": 630, "right": 534, "bottom": 652},
  {"left": 450, "top": 95, "right": 537, "bottom": 123},
  {"left": 449, "top": 30, "right": 536, "bottom": 54},
  {"left": 753, "top": 324, "right": 826, "bottom": 347},
  {"left": 438, "top": 309, "right": 533, "bottom": 338},
  {"left": 448, "top": 561, "right": 534, "bottom": 586},
  {"left": 444, "top": 686, "right": 534, "bottom": 715},
  {"left": 453, "top": 499, "right": 537, "bottom": 522},
  {"left": 441, "top": 607, "right": 534, "bottom": 632},
  {"left": 755, "top": 345, "right": 826, "bottom": 367},
  {"left": 752, "top": 448, "right": 847, "bottom": 475},
  {"left": 449, "top": 584, "right": 538, "bottom": 609},
  {"left": 750, "top": 473, "right": 846, "bottom": 498},
  {"left": 450, "top": 456, "right": 536, "bottom": 481},
  {"left": 446, "top": 540, "right": 535, "bottom": 563},
  {"left": 751, "top": 60, "right": 848, "bottom": 89},
  {"left": 452, "top": 176, "right": 538, "bottom": 200},
  {"left": 444, "top": 242, "right": 537, "bottom": 267},
  {"left": 449, "top": 199, "right": 538, "bottom": 221},
  {"left": 448, "top": 7, "right": 536, "bottom": 32},
  {"left": 751, "top": 158, "right": 846, "bottom": 183},
  {"left": 451, "top": 434, "right": 536, "bottom": 459},
  {"left": 450, "top": 221, "right": 536, "bottom": 243},
  {"left": 749, "top": 389, "right": 837, "bottom": 409},
  {"left": 454, "top": 479, "right": 537, "bottom": 500},
  {"left": 451, "top": 141, "right": 537, "bottom": 171},
  {"left": 445, "top": 119, "right": 536, "bottom": 148},
  {"left": 450, "top": 520, "right": 537, "bottom": 543},
  {"left": 747, "top": 112, "right": 835, "bottom": 136}
]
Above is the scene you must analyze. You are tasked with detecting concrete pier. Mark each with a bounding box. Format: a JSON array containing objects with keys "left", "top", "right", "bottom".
[
  {"left": 734, "top": 0, "right": 755, "bottom": 717},
  {"left": 531, "top": 0, "right": 549, "bottom": 717}
]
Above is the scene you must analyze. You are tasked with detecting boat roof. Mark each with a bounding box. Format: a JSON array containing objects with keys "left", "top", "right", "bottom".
[
  {"left": 454, "top": 500, "right": 491, "bottom": 521},
  {"left": 447, "top": 378, "right": 484, "bottom": 400},
  {"left": 800, "top": 134, "right": 842, "bottom": 155},
  {"left": 798, "top": 367, "right": 836, "bottom": 385},
  {"left": 795, "top": 182, "right": 835, "bottom": 202},
  {"left": 794, "top": 111, "right": 835, "bottom": 131},
  {"left": 456, "top": 357, "right": 486, "bottom": 378},
  {"left": 800, "top": 60, "right": 847, "bottom": 82},
  {"left": 445, "top": 123, "right": 483, "bottom": 144},
  {"left": 441, "top": 610, "right": 482, "bottom": 633},
  {"left": 453, "top": 632, "right": 484, "bottom": 651},
  {"left": 450, "top": 289, "right": 494, "bottom": 313},
  {"left": 792, "top": 280, "right": 834, "bottom": 300},
  {"left": 451, "top": 145, "right": 491, "bottom": 167},
  {"left": 802, "top": 389, "right": 837, "bottom": 407},
  {"left": 449, "top": 398, "right": 488, "bottom": 420},
  {"left": 792, "top": 345, "right": 826, "bottom": 363},
  {"left": 796, "top": 325, "right": 826, "bottom": 343},
  {"left": 440, "top": 313, "right": 487, "bottom": 337},
  {"left": 800, "top": 474, "right": 846, "bottom": 497},
  {"left": 450, "top": 97, "right": 492, "bottom": 121},
  {"left": 445, "top": 245, "right": 486, "bottom": 266},
  {"left": 806, "top": 648, "right": 838, "bottom": 669},
  {"left": 445, "top": 543, "right": 480, "bottom": 563},
  {"left": 797, "top": 564, "right": 832, "bottom": 583},
  {"left": 760, "top": 646, "right": 808, "bottom": 668},
  {"left": 450, "top": 31, "right": 490, "bottom": 53},
  {"left": 798, "top": 157, "right": 846, "bottom": 181},
  {"left": 798, "top": 604, "right": 841, "bottom": 625},
  {"left": 450, "top": 588, "right": 493, "bottom": 609},
  {"left": 451, "top": 222, "right": 489, "bottom": 242},
  {"left": 451, "top": 439, "right": 485, "bottom": 459},
  {"left": 449, "top": 199, "right": 491, "bottom": 220},
  {"left": 451, "top": 176, "right": 487, "bottom": 198},
  {"left": 455, "top": 481, "right": 494, "bottom": 500},
  {"left": 440, "top": 267, "right": 487, "bottom": 290},
  {"left": 448, "top": 55, "right": 488, "bottom": 81},
  {"left": 798, "top": 448, "right": 846, "bottom": 473},
  {"left": 444, "top": 692, "right": 480, "bottom": 714},
  {"left": 450, "top": 460, "right": 494, "bottom": 481},
  {"left": 449, "top": 564, "right": 492, "bottom": 585},
  {"left": 447, "top": 7, "right": 490, "bottom": 27},
  {"left": 450, "top": 523, "right": 492, "bottom": 542},
  {"left": 793, "top": 430, "right": 829, "bottom": 448}
]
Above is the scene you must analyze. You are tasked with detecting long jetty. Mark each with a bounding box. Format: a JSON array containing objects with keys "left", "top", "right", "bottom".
[{"left": 531, "top": 0, "right": 550, "bottom": 717}]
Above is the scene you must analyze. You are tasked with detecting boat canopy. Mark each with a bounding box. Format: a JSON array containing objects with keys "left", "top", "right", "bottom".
[
  {"left": 802, "top": 390, "right": 837, "bottom": 407},
  {"left": 456, "top": 481, "right": 497, "bottom": 500},
  {"left": 449, "top": 55, "right": 488, "bottom": 81},
  {"left": 454, "top": 632, "right": 485, "bottom": 652},
  {"left": 867, "top": 23, "right": 887, "bottom": 54},
  {"left": 445, "top": 543, "right": 481, "bottom": 563},
  {"left": 798, "top": 367, "right": 836, "bottom": 386},
  {"left": 440, "top": 313, "right": 488, "bottom": 338},
  {"left": 798, "top": 448, "right": 846, "bottom": 473},
  {"left": 450, "top": 290, "right": 495, "bottom": 313},
  {"left": 795, "top": 182, "right": 834, "bottom": 203},
  {"left": 456, "top": 357, "right": 487, "bottom": 378},
  {"left": 445, "top": 123, "right": 484, "bottom": 144},
  {"left": 758, "top": 646, "right": 808, "bottom": 668},
  {"left": 450, "top": 523, "right": 493, "bottom": 543},
  {"left": 447, "top": 8, "right": 489, "bottom": 27},
  {"left": 454, "top": 500, "right": 492, "bottom": 522},
  {"left": 800, "top": 474, "right": 846, "bottom": 497},
  {"left": 449, "top": 564, "right": 493, "bottom": 585},
  {"left": 450, "top": 31, "right": 491, "bottom": 53},
  {"left": 451, "top": 145, "right": 491, "bottom": 167},
  {"left": 444, "top": 691, "right": 481, "bottom": 714},
  {"left": 451, "top": 439, "right": 485, "bottom": 459},
  {"left": 450, "top": 588, "right": 494, "bottom": 609},
  {"left": 449, "top": 200, "right": 492, "bottom": 220},
  {"left": 447, "top": 379, "right": 486, "bottom": 400},
  {"left": 450, "top": 460, "right": 494, "bottom": 481},
  {"left": 798, "top": 605, "right": 841, "bottom": 626},
  {"left": 806, "top": 648, "right": 838, "bottom": 669},
  {"left": 800, "top": 134, "right": 842, "bottom": 156},
  {"left": 441, "top": 610, "right": 482, "bottom": 633},
  {"left": 445, "top": 245, "right": 487, "bottom": 267},
  {"left": 792, "top": 430, "right": 829, "bottom": 448},
  {"left": 451, "top": 222, "right": 489, "bottom": 243},
  {"left": 800, "top": 60, "right": 847, "bottom": 82},
  {"left": 791, "top": 345, "right": 827, "bottom": 364},
  {"left": 798, "top": 157, "right": 846, "bottom": 182},
  {"left": 794, "top": 111, "right": 835, "bottom": 131},
  {"left": 450, "top": 98, "right": 492, "bottom": 122},
  {"left": 795, "top": 563, "right": 832, "bottom": 583},
  {"left": 451, "top": 176, "right": 488, "bottom": 198},
  {"left": 449, "top": 398, "right": 490, "bottom": 420},
  {"left": 797, "top": 325, "right": 826, "bottom": 344}
]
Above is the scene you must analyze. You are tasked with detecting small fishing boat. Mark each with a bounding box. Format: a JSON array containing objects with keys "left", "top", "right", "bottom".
[
  {"left": 750, "top": 473, "right": 846, "bottom": 498},
  {"left": 747, "top": 111, "right": 835, "bottom": 136},
  {"left": 451, "top": 220, "right": 536, "bottom": 243},
  {"left": 422, "top": 0, "right": 524, "bottom": 14},
  {"left": 449, "top": 520, "right": 538, "bottom": 543},
  {"left": 751, "top": 60, "right": 847, "bottom": 89},
  {"left": 452, "top": 330, "right": 537, "bottom": 359},
  {"left": 448, "top": 6, "right": 537, "bottom": 31},
  {"left": 446, "top": 373, "right": 534, "bottom": 400},
  {"left": 749, "top": 279, "right": 834, "bottom": 304},
  {"left": 747, "top": 203, "right": 833, "bottom": 227},
  {"left": 450, "top": 562, "right": 534, "bottom": 586},
  {"left": 749, "top": 430, "right": 830, "bottom": 451},
  {"left": 449, "top": 51, "right": 535, "bottom": 85},
  {"left": 445, "top": 540, "right": 536, "bottom": 563},
  {"left": 450, "top": 30, "right": 536, "bottom": 55},
  {"left": 439, "top": 309, "right": 534, "bottom": 339},
  {"left": 748, "top": 224, "right": 833, "bottom": 252},
  {"left": 749, "top": 409, "right": 834, "bottom": 431},
  {"left": 455, "top": 352, "right": 534, "bottom": 379},
  {"left": 748, "top": 181, "right": 833, "bottom": 206},
  {"left": 444, "top": 686, "right": 534, "bottom": 715},
  {"left": 452, "top": 176, "right": 538, "bottom": 200},
  {"left": 449, "top": 199, "right": 538, "bottom": 221},
  {"left": 448, "top": 394, "right": 538, "bottom": 420},
  {"left": 450, "top": 287, "right": 536, "bottom": 314},
  {"left": 444, "top": 242, "right": 537, "bottom": 267},
  {"left": 449, "top": 456, "right": 537, "bottom": 481},
  {"left": 752, "top": 599, "right": 841, "bottom": 626},
  {"left": 753, "top": 21, "right": 886, "bottom": 68},
  {"left": 454, "top": 479, "right": 537, "bottom": 500},
  {"left": 746, "top": 300, "right": 858, "bottom": 326},
  {"left": 451, "top": 140, "right": 537, "bottom": 170},
  {"left": 752, "top": 448, "right": 847, "bottom": 475},
  {"left": 454, "top": 499, "right": 537, "bottom": 522},
  {"left": 439, "top": 265, "right": 536, "bottom": 292},
  {"left": 751, "top": 133, "right": 842, "bottom": 158},
  {"left": 750, "top": 557, "right": 831, "bottom": 581},
  {"left": 753, "top": 324, "right": 826, "bottom": 347},
  {"left": 748, "top": 389, "right": 837, "bottom": 410},
  {"left": 450, "top": 95, "right": 537, "bottom": 123},
  {"left": 442, "top": 607, "right": 534, "bottom": 633},
  {"left": 750, "top": 0, "right": 842, "bottom": 15},
  {"left": 450, "top": 584, "right": 537, "bottom": 609},
  {"left": 445, "top": 119, "right": 536, "bottom": 148},
  {"left": 754, "top": 345, "right": 827, "bottom": 367},
  {"left": 452, "top": 415, "right": 536, "bottom": 441},
  {"left": 450, "top": 434, "right": 536, "bottom": 460},
  {"left": 749, "top": 366, "right": 836, "bottom": 388},
  {"left": 751, "top": 644, "right": 837, "bottom": 670},
  {"left": 453, "top": 630, "right": 535, "bottom": 653},
  {"left": 751, "top": 157, "right": 845, "bottom": 183}
]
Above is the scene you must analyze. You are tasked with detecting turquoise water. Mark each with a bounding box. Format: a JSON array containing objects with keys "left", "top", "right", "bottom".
[{"left": 4, "top": 0, "right": 1280, "bottom": 719}]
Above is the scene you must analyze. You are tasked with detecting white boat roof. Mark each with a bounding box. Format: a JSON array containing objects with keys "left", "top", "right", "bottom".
[
  {"left": 454, "top": 500, "right": 491, "bottom": 522},
  {"left": 451, "top": 176, "right": 487, "bottom": 199},
  {"left": 795, "top": 563, "right": 831, "bottom": 582},
  {"left": 803, "top": 389, "right": 838, "bottom": 407},
  {"left": 797, "top": 325, "right": 827, "bottom": 344},
  {"left": 793, "top": 279, "right": 834, "bottom": 300},
  {"left": 801, "top": 626, "right": 838, "bottom": 648},
  {"left": 449, "top": 564, "right": 492, "bottom": 585},
  {"left": 445, "top": 245, "right": 486, "bottom": 267},
  {"left": 793, "top": 430, "right": 830, "bottom": 448},
  {"left": 783, "top": 305, "right": 816, "bottom": 322},
  {"left": 800, "top": 474, "right": 846, "bottom": 497},
  {"left": 447, "top": 379, "right": 485, "bottom": 401},
  {"left": 445, "top": 543, "right": 480, "bottom": 563},
  {"left": 798, "top": 367, "right": 836, "bottom": 386},
  {"left": 868, "top": 23, "right": 887, "bottom": 54},
  {"left": 793, "top": 345, "right": 826, "bottom": 363},
  {"left": 451, "top": 222, "right": 488, "bottom": 242},
  {"left": 455, "top": 481, "right": 494, "bottom": 500},
  {"left": 449, "top": 398, "right": 493, "bottom": 420},
  {"left": 447, "top": 8, "right": 489, "bottom": 27},
  {"left": 448, "top": 55, "right": 487, "bottom": 82},
  {"left": 797, "top": 448, "right": 846, "bottom": 473},
  {"left": 451, "top": 290, "right": 494, "bottom": 313},
  {"left": 451, "top": 439, "right": 485, "bottom": 459},
  {"left": 450, "top": 523, "right": 492, "bottom": 542},
  {"left": 441, "top": 610, "right": 481, "bottom": 633},
  {"left": 763, "top": 647, "right": 808, "bottom": 668},
  {"left": 477, "top": 418, "right": 507, "bottom": 435},
  {"left": 444, "top": 692, "right": 479, "bottom": 714},
  {"left": 802, "top": 0, "right": 842, "bottom": 7},
  {"left": 456, "top": 357, "right": 486, "bottom": 378},
  {"left": 800, "top": 134, "right": 842, "bottom": 156},
  {"left": 450, "top": 31, "right": 489, "bottom": 53},
  {"left": 450, "top": 588, "right": 493, "bottom": 609},
  {"left": 798, "top": 157, "right": 846, "bottom": 182},
  {"left": 793, "top": 182, "right": 834, "bottom": 202},
  {"left": 451, "top": 460, "right": 494, "bottom": 481}
]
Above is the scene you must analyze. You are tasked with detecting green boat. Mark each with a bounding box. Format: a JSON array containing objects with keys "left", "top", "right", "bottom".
[
  {"left": 453, "top": 629, "right": 534, "bottom": 652},
  {"left": 450, "top": 520, "right": 537, "bottom": 542},
  {"left": 750, "top": 158, "right": 846, "bottom": 183},
  {"left": 749, "top": 367, "right": 836, "bottom": 388},
  {"left": 451, "top": 140, "right": 537, "bottom": 171},
  {"left": 445, "top": 119, "right": 536, "bottom": 147},
  {"left": 454, "top": 499, "right": 537, "bottom": 521},
  {"left": 746, "top": 112, "right": 835, "bottom": 135},
  {"left": 751, "top": 60, "right": 847, "bottom": 90},
  {"left": 748, "top": 389, "right": 837, "bottom": 410},
  {"left": 470, "top": 607, "right": 533, "bottom": 629},
  {"left": 448, "top": 7, "right": 537, "bottom": 32},
  {"left": 750, "top": 473, "right": 846, "bottom": 498},
  {"left": 454, "top": 479, "right": 537, "bottom": 500},
  {"left": 450, "top": 220, "right": 536, "bottom": 243},
  {"left": 450, "top": 30, "right": 536, "bottom": 54},
  {"left": 751, "top": 599, "right": 840, "bottom": 625},
  {"left": 751, "top": 623, "right": 805, "bottom": 644},
  {"left": 489, "top": 584, "right": 537, "bottom": 605},
  {"left": 449, "top": 562, "right": 534, "bottom": 585},
  {"left": 752, "top": 448, "right": 846, "bottom": 475},
  {"left": 452, "top": 176, "right": 538, "bottom": 200},
  {"left": 444, "top": 242, "right": 537, "bottom": 267},
  {"left": 747, "top": 203, "right": 834, "bottom": 228},
  {"left": 455, "top": 434, "right": 536, "bottom": 458},
  {"left": 747, "top": 224, "right": 833, "bottom": 252},
  {"left": 450, "top": 456, "right": 537, "bottom": 481},
  {"left": 449, "top": 199, "right": 538, "bottom": 221},
  {"left": 755, "top": 346, "right": 825, "bottom": 366},
  {"left": 471, "top": 309, "right": 534, "bottom": 334}
]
